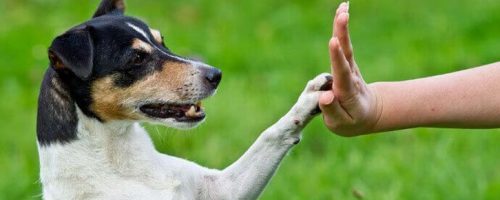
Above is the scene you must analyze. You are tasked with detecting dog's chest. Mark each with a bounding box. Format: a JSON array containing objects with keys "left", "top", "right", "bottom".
[
  {"left": 38, "top": 123, "right": 198, "bottom": 200},
  {"left": 42, "top": 175, "right": 185, "bottom": 200},
  {"left": 39, "top": 145, "right": 197, "bottom": 200}
]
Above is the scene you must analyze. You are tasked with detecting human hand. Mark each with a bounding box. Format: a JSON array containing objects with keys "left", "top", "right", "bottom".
[{"left": 319, "top": 2, "right": 382, "bottom": 136}]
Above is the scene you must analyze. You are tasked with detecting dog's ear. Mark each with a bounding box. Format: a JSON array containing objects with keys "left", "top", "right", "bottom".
[
  {"left": 48, "top": 27, "right": 94, "bottom": 80},
  {"left": 93, "top": 0, "right": 125, "bottom": 18}
]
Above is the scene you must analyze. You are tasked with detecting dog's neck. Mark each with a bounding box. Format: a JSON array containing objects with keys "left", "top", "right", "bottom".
[
  {"left": 37, "top": 69, "right": 161, "bottom": 184},
  {"left": 38, "top": 113, "right": 174, "bottom": 198},
  {"left": 39, "top": 109, "right": 158, "bottom": 178}
]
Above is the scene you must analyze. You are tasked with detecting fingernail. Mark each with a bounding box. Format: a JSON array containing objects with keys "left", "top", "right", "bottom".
[{"left": 346, "top": 1, "right": 350, "bottom": 12}]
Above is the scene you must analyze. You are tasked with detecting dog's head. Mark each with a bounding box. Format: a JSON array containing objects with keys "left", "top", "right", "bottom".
[{"left": 48, "top": 0, "right": 221, "bottom": 129}]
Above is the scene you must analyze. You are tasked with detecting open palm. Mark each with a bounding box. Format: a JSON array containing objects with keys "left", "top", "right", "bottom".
[{"left": 319, "top": 2, "right": 382, "bottom": 136}]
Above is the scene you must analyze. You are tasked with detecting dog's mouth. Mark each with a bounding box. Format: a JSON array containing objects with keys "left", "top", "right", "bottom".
[{"left": 139, "top": 101, "right": 205, "bottom": 122}]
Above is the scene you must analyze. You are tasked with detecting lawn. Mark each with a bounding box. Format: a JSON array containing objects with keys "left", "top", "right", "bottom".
[{"left": 0, "top": 0, "right": 499, "bottom": 199}]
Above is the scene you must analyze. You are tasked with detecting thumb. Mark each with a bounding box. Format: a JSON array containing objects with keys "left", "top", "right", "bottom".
[
  {"left": 319, "top": 90, "right": 349, "bottom": 121},
  {"left": 319, "top": 90, "right": 336, "bottom": 108}
]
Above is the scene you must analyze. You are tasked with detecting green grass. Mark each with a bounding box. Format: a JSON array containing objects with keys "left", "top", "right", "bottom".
[{"left": 0, "top": 0, "right": 499, "bottom": 199}]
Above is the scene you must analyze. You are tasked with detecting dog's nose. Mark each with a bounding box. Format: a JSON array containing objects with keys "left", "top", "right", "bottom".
[{"left": 202, "top": 67, "right": 222, "bottom": 89}]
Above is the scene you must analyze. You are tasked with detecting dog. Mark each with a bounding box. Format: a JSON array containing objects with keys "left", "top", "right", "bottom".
[{"left": 37, "top": 0, "right": 332, "bottom": 199}]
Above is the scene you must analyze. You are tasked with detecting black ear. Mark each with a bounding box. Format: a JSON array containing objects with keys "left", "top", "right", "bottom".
[
  {"left": 93, "top": 0, "right": 125, "bottom": 18},
  {"left": 48, "top": 26, "right": 94, "bottom": 80}
]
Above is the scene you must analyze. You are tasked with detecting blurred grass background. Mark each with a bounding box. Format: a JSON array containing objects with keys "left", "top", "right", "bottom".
[{"left": 0, "top": 0, "right": 499, "bottom": 199}]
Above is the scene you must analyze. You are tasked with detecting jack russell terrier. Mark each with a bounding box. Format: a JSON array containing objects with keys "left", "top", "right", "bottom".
[{"left": 37, "top": 0, "right": 332, "bottom": 199}]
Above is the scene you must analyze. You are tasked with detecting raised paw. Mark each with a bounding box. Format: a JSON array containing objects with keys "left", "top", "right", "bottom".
[
  {"left": 305, "top": 73, "right": 333, "bottom": 93},
  {"left": 290, "top": 73, "right": 333, "bottom": 122}
]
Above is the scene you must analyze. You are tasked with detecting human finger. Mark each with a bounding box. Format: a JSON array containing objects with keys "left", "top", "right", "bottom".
[{"left": 329, "top": 37, "right": 354, "bottom": 95}]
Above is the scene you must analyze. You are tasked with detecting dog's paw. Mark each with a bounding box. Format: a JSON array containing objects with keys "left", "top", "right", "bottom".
[
  {"left": 305, "top": 73, "right": 333, "bottom": 93},
  {"left": 291, "top": 73, "right": 333, "bottom": 121}
]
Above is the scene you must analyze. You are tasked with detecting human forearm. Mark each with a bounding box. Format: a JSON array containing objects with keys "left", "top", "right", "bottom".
[{"left": 370, "top": 62, "right": 500, "bottom": 131}]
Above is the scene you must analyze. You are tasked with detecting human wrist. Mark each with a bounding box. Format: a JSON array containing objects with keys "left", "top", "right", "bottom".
[{"left": 365, "top": 82, "right": 386, "bottom": 133}]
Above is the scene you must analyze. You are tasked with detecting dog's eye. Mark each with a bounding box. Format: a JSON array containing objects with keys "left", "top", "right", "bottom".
[{"left": 132, "top": 52, "right": 148, "bottom": 65}]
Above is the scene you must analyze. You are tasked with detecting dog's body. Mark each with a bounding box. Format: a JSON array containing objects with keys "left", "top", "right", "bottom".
[{"left": 37, "top": 1, "right": 331, "bottom": 199}]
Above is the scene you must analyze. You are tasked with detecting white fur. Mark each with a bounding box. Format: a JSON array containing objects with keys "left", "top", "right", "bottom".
[
  {"left": 127, "top": 22, "right": 205, "bottom": 67},
  {"left": 39, "top": 73, "right": 331, "bottom": 200},
  {"left": 127, "top": 23, "right": 151, "bottom": 42}
]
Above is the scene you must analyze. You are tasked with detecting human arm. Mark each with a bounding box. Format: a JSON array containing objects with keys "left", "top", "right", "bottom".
[
  {"left": 319, "top": 2, "right": 500, "bottom": 136},
  {"left": 371, "top": 62, "right": 500, "bottom": 131}
]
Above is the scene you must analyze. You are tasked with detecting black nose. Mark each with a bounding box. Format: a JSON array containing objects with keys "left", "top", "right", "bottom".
[{"left": 203, "top": 67, "right": 222, "bottom": 89}]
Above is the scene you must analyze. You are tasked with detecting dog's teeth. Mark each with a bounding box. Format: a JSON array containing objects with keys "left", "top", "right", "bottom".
[{"left": 186, "top": 105, "right": 197, "bottom": 117}]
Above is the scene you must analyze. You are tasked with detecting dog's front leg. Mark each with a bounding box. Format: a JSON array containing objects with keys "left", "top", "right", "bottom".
[{"left": 199, "top": 74, "right": 332, "bottom": 200}]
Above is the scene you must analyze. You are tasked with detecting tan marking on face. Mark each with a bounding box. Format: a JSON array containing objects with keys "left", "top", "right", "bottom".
[
  {"left": 90, "top": 61, "right": 194, "bottom": 121},
  {"left": 91, "top": 76, "right": 141, "bottom": 121},
  {"left": 149, "top": 28, "right": 163, "bottom": 44},
  {"left": 131, "top": 38, "right": 153, "bottom": 53}
]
